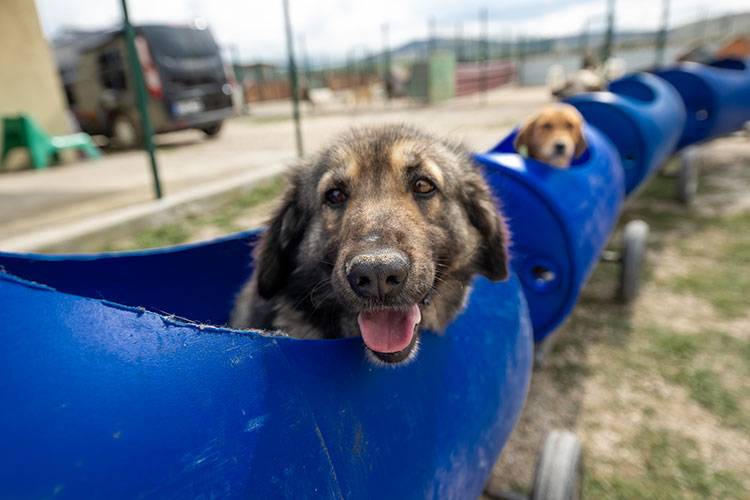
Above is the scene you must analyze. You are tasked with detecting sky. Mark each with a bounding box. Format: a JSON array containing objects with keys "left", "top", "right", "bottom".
[{"left": 35, "top": 0, "right": 750, "bottom": 63}]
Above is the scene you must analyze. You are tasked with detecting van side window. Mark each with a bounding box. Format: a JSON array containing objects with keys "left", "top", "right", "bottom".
[{"left": 98, "top": 49, "right": 127, "bottom": 91}]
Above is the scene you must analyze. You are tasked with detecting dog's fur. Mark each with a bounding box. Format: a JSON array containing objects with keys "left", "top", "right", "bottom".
[
  {"left": 230, "top": 124, "right": 509, "bottom": 364},
  {"left": 514, "top": 104, "right": 587, "bottom": 168}
]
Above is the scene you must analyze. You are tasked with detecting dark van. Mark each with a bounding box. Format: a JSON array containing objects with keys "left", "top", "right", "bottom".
[{"left": 55, "top": 23, "right": 234, "bottom": 147}]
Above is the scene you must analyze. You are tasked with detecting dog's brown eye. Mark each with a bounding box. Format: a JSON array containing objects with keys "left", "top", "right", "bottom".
[
  {"left": 413, "top": 178, "right": 436, "bottom": 196},
  {"left": 325, "top": 188, "right": 348, "bottom": 206},
  {"left": 541, "top": 123, "right": 553, "bottom": 131},
  {"left": 564, "top": 121, "right": 573, "bottom": 130}
]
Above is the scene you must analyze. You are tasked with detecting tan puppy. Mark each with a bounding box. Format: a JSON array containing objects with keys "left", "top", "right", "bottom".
[{"left": 514, "top": 104, "right": 587, "bottom": 168}]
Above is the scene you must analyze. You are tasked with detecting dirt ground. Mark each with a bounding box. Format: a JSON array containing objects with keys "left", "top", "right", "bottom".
[
  {"left": 100, "top": 130, "right": 750, "bottom": 499},
  {"left": 485, "top": 134, "right": 750, "bottom": 499}
]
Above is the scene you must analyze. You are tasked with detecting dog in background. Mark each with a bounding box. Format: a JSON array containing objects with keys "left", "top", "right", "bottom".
[
  {"left": 514, "top": 104, "right": 587, "bottom": 168},
  {"left": 231, "top": 124, "right": 509, "bottom": 365}
]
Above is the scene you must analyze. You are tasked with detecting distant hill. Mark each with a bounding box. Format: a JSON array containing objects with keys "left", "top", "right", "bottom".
[{"left": 372, "top": 11, "right": 750, "bottom": 64}]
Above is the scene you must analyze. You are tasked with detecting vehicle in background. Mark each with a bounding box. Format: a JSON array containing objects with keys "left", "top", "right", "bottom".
[{"left": 54, "top": 24, "right": 234, "bottom": 148}]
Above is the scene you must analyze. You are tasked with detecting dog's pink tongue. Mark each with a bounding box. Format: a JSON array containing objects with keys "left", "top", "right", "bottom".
[{"left": 357, "top": 305, "right": 421, "bottom": 353}]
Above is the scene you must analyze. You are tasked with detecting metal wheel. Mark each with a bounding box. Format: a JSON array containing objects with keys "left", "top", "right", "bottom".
[
  {"left": 110, "top": 113, "right": 141, "bottom": 149},
  {"left": 618, "top": 220, "right": 649, "bottom": 304},
  {"left": 531, "top": 431, "right": 583, "bottom": 500},
  {"left": 676, "top": 147, "right": 698, "bottom": 205}
]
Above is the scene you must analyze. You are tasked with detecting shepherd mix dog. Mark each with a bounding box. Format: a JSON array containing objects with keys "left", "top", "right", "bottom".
[
  {"left": 514, "top": 103, "right": 587, "bottom": 168},
  {"left": 231, "top": 124, "right": 509, "bottom": 364}
]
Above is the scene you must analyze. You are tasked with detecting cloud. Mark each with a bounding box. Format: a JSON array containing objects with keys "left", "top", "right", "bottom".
[{"left": 34, "top": 0, "right": 749, "bottom": 63}]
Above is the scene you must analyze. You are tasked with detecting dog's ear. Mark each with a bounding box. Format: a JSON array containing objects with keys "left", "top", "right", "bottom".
[
  {"left": 254, "top": 178, "right": 309, "bottom": 299},
  {"left": 574, "top": 126, "right": 588, "bottom": 159},
  {"left": 513, "top": 119, "right": 535, "bottom": 156},
  {"left": 462, "top": 168, "right": 510, "bottom": 281}
]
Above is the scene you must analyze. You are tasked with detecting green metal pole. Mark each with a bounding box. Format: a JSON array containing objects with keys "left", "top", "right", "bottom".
[
  {"left": 282, "top": 0, "right": 304, "bottom": 158},
  {"left": 517, "top": 35, "right": 526, "bottom": 85},
  {"left": 119, "top": 0, "right": 162, "bottom": 199},
  {"left": 601, "top": 0, "right": 616, "bottom": 63},
  {"left": 655, "top": 0, "right": 670, "bottom": 68},
  {"left": 579, "top": 19, "right": 590, "bottom": 57},
  {"left": 428, "top": 16, "right": 436, "bottom": 57}
]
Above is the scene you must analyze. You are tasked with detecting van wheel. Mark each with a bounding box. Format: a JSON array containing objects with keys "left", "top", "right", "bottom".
[
  {"left": 110, "top": 113, "right": 141, "bottom": 149},
  {"left": 201, "top": 122, "right": 223, "bottom": 138}
]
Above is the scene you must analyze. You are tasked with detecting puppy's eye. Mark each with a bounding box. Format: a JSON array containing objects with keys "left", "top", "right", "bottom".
[
  {"left": 541, "top": 123, "right": 553, "bottom": 131},
  {"left": 413, "top": 178, "right": 436, "bottom": 196},
  {"left": 564, "top": 121, "right": 573, "bottom": 130},
  {"left": 325, "top": 188, "right": 348, "bottom": 206}
]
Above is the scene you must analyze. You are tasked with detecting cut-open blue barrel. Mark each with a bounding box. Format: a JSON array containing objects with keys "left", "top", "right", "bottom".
[
  {"left": 474, "top": 125, "right": 624, "bottom": 343},
  {"left": 0, "top": 231, "right": 533, "bottom": 499},
  {"left": 566, "top": 72, "right": 686, "bottom": 195},
  {"left": 656, "top": 58, "right": 750, "bottom": 149}
]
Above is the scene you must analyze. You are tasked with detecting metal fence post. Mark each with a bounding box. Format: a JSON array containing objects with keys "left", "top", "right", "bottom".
[{"left": 119, "top": 0, "right": 162, "bottom": 199}]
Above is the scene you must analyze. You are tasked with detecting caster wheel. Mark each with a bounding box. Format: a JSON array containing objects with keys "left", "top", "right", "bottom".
[
  {"left": 531, "top": 431, "right": 583, "bottom": 500},
  {"left": 618, "top": 220, "right": 649, "bottom": 304},
  {"left": 676, "top": 147, "right": 698, "bottom": 205}
]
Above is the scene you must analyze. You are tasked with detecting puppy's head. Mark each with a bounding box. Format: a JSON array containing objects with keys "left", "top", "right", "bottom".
[
  {"left": 514, "top": 104, "right": 587, "bottom": 168},
  {"left": 254, "top": 125, "right": 509, "bottom": 364}
]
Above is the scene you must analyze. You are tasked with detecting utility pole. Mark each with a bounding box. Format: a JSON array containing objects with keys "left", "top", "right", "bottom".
[
  {"left": 282, "top": 0, "right": 303, "bottom": 158},
  {"left": 517, "top": 34, "right": 526, "bottom": 85},
  {"left": 601, "top": 0, "right": 616, "bottom": 63},
  {"left": 480, "top": 7, "right": 489, "bottom": 100},
  {"left": 382, "top": 23, "right": 392, "bottom": 101},
  {"left": 428, "top": 16, "right": 437, "bottom": 57},
  {"left": 119, "top": 0, "right": 162, "bottom": 199},
  {"left": 655, "top": 0, "right": 670, "bottom": 68},
  {"left": 299, "top": 34, "right": 312, "bottom": 90},
  {"left": 455, "top": 22, "right": 464, "bottom": 63},
  {"left": 579, "top": 19, "right": 590, "bottom": 57}
]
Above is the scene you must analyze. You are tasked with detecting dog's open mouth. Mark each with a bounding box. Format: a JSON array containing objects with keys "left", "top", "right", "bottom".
[{"left": 357, "top": 304, "right": 421, "bottom": 363}]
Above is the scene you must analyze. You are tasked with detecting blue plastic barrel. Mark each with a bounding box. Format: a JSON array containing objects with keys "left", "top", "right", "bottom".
[
  {"left": 474, "top": 125, "right": 624, "bottom": 342},
  {"left": 656, "top": 58, "right": 750, "bottom": 148},
  {"left": 0, "top": 231, "right": 533, "bottom": 499},
  {"left": 566, "top": 72, "right": 686, "bottom": 195}
]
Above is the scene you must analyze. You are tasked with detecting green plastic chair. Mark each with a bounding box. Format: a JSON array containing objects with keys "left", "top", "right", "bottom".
[{"left": 1, "top": 114, "right": 101, "bottom": 170}]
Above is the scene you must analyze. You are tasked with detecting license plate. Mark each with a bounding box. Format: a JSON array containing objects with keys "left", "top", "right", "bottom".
[{"left": 173, "top": 99, "right": 204, "bottom": 116}]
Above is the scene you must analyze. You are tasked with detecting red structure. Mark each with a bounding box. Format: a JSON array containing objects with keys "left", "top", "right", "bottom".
[{"left": 456, "top": 61, "right": 516, "bottom": 96}]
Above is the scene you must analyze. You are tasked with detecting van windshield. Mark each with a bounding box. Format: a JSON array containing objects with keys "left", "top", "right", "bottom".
[{"left": 141, "top": 26, "right": 219, "bottom": 58}]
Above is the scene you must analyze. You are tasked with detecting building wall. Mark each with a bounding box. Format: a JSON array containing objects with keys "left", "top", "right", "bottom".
[{"left": 0, "top": 0, "right": 70, "bottom": 136}]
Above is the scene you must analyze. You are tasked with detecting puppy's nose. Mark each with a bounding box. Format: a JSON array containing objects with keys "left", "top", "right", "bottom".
[
  {"left": 347, "top": 249, "right": 409, "bottom": 299},
  {"left": 554, "top": 142, "right": 567, "bottom": 155}
]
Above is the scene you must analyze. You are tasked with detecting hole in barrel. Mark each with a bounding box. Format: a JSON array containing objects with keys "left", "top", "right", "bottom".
[
  {"left": 533, "top": 265, "right": 556, "bottom": 285},
  {"left": 695, "top": 109, "right": 709, "bottom": 121},
  {"left": 623, "top": 153, "right": 637, "bottom": 168}
]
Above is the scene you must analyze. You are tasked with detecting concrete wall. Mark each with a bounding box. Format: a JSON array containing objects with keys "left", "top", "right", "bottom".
[{"left": 0, "top": 0, "right": 70, "bottom": 136}]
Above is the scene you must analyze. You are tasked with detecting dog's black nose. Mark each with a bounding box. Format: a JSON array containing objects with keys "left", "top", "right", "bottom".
[
  {"left": 347, "top": 250, "right": 409, "bottom": 299},
  {"left": 554, "top": 142, "right": 566, "bottom": 155}
]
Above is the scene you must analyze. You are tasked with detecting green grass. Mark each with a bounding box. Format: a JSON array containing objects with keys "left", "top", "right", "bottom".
[
  {"left": 637, "top": 170, "right": 679, "bottom": 200},
  {"left": 132, "top": 223, "right": 191, "bottom": 249},
  {"left": 204, "top": 175, "right": 286, "bottom": 232},
  {"left": 100, "top": 175, "right": 285, "bottom": 251},
  {"left": 677, "top": 369, "right": 742, "bottom": 425},
  {"left": 669, "top": 213, "right": 750, "bottom": 318},
  {"left": 642, "top": 326, "right": 749, "bottom": 431},
  {"left": 585, "top": 427, "right": 744, "bottom": 499}
]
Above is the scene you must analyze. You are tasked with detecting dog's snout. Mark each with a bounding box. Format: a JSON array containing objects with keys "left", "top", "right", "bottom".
[
  {"left": 553, "top": 142, "right": 567, "bottom": 154},
  {"left": 346, "top": 249, "right": 409, "bottom": 299}
]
